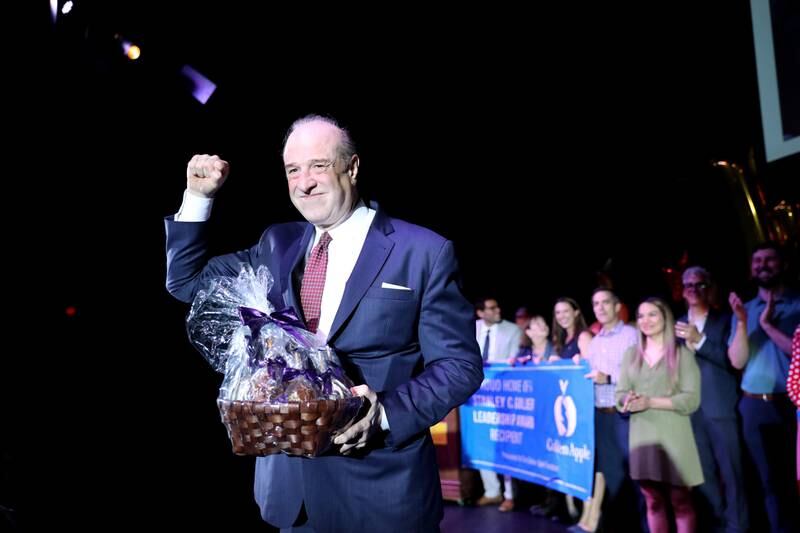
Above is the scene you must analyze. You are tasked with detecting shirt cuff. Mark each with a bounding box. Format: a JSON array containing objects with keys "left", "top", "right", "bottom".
[
  {"left": 694, "top": 334, "right": 707, "bottom": 351},
  {"left": 174, "top": 189, "right": 214, "bottom": 222}
]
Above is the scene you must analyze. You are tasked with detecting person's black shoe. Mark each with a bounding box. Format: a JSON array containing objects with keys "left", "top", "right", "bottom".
[{"left": 529, "top": 502, "right": 558, "bottom": 517}]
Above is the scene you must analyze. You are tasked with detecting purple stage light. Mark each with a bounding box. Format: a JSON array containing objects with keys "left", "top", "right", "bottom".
[{"left": 181, "top": 65, "right": 217, "bottom": 105}]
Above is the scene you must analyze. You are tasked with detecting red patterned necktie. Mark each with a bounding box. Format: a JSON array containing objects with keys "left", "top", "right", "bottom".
[{"left": 300, "top": 232, "right": 332, "bottom": 333}]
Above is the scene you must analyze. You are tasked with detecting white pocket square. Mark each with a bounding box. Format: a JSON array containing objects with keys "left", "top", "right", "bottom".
[{"left": 381, "top": 282, "right": 412, "bottom": 291}]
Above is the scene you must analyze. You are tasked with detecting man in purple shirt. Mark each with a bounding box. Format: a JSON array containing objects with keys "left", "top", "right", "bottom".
[{"left": 570, "top": 288, "right": 639, "bottom": 533}]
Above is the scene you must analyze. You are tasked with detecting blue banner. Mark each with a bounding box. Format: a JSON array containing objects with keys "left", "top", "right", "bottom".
[{"left": 460, "top": 362, "right": 595, "bottom": 498}]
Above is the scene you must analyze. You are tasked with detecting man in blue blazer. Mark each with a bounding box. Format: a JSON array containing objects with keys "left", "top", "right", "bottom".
[
  {"left": 676, "top": 266, "right": 747, "bottom": 533},
  {"left": 164, "top": 115, "right": 484, "bottom": 532}
]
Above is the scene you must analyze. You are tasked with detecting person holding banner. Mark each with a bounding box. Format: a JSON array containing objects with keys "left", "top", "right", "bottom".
[
  {"left": 617, "top": 297, "right": 703, "bottom": 533},
  {"left": 475, "top": 297, "right": 522, "bottom": 511},
  {"left": 520, "top": 310, "right": 580, "bottom": 521},
  {"left": 510, "top": 315, "right": 555, "bottom": 365},
  {"left": 571, "top": 288, "right": 639, "bottom": 533},
  {"left": 552, "top": 297, "right": 593, "bottom": 363}
]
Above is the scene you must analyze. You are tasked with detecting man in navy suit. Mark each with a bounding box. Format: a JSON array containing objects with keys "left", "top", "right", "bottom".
[
  {"left": 675, "top": 266, "right": 747, "bottom": 533},
  {"left": 164, "top": 115, "right": 484, "bottom": 532}
]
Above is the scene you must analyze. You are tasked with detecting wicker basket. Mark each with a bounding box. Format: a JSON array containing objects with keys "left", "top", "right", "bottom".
[{"left": 217, "top": 396, "right": 364, "bottom": 457}]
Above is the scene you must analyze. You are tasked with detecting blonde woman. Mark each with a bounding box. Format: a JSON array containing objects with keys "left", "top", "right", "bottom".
[{"left": 616, "top": 298, "right": 703, "bottom": 533}]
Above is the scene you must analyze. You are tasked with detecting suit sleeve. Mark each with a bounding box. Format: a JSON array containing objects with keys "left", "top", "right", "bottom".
[
  {"left": 164, "top": 216, "right": 262, "bottom": 303},
  {"left": 671, "top": 347, "right": 701, "bottom": 415},
  {"left": 378, "top": 240, "right": 484, "bottom": 448}
]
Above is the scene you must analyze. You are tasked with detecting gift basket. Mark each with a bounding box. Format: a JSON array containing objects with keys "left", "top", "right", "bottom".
[{"left": 187, "top": 264, "right": 363, "bottom": 457}]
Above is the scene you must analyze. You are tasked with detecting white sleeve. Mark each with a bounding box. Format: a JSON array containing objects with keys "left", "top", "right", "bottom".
[
  {"left": 174, "top": 189, "right": 214, "bottom": 222},
  {"left": 693, "top": 333, "right": 707, "bottom": 351}
]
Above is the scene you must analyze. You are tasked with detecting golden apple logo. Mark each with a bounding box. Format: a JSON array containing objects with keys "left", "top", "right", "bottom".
[{"left": 554, "top": 379, "right": 577, "bottom": 437}]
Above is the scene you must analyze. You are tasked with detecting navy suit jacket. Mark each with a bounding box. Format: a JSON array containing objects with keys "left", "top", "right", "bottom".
[
  {"left": 165, "top": 204, "right": 483, "bottom": 532},
  {"left": 680, "top": 309, "right": 740, "bottom": 419}
]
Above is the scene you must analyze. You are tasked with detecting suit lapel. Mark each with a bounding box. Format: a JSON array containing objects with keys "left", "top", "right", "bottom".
[
  {"left": 707, "top": 310, "right": 723, "bottom": 338},
  {"left": 327, "top": 211, "right": 394, "bottom": 342},
  {"left": 280, "top": 224, "right": 315, "bottom": 319}
]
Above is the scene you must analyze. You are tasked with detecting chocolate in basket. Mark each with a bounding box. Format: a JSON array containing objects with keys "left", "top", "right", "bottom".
[{"left": 187, "top": 264, "right": 363, "bottom": 457}]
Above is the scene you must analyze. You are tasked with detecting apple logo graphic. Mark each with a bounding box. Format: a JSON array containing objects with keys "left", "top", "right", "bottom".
[{"left": 554, "top": 379, "right": 577, "bottom": 437}]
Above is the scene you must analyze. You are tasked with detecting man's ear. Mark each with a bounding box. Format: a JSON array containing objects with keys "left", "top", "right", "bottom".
[{"left": 348, "top": 155, "right": 360, "bottom": 184}]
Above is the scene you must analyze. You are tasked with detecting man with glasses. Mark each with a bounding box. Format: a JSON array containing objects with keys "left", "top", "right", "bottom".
[
  {"left": 474, "top": 297, "right": 522, "bottom": 511},
  {"left": 676, "top": 266, "right": 748, "bottom": 532}
]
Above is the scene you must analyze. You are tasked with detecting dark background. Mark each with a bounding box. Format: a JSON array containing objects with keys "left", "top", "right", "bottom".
[{"left": 6, "top": 1, "right": 799, "bottom": 531}]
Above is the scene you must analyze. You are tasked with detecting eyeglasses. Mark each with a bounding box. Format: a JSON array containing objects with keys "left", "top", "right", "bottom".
[{"left": 682, "top": 282, "right": 708, "bottom": 290}]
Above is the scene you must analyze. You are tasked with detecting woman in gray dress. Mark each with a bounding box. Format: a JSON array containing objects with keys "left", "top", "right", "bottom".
[{"left": 616, "top": 297, "right": 703, "bottom": 533}]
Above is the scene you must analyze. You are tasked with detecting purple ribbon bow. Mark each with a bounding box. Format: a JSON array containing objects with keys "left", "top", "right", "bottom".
[
  {"left": 239, "top": 306, "right": 313, "bottom": 366},
  {"left": 239, "top": 306, "right": 311, "bottom": 345}
]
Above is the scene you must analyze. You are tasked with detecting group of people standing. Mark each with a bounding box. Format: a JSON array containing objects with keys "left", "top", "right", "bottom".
[{"left": 474, "top": 242, "right": 799, "bottom": 533}]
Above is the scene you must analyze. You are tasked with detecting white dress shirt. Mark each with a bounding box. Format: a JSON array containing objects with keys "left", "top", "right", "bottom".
[
  {"left": 174, "top": 189, "right": 214, "bottom": 222},
  {"left": 175, "top": 190, "right": 376, "bottom": 343},
  {"left": 308, "top": 203, "right": 375, "bottom": 343},
  {"left": 687, "top": 309, "right": 708, "bottom": 351}
]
